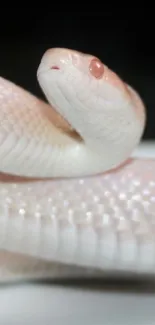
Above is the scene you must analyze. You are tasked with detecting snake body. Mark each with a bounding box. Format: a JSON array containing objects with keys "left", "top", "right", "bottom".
[{"left": 0, "top": 48, "right": 154, "bottom": 282}]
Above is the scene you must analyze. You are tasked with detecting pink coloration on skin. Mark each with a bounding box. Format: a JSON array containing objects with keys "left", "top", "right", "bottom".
[
  {"left": 0, "top": 48, "right": 152, "bottom": 281},
  {"left": 88, "top": 54, "right": 145, "bottom": 124}
]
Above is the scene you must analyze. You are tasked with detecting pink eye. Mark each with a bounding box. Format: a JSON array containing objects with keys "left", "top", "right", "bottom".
[{"left": 89, "top": 58, "right": 104, "bottom": 79}]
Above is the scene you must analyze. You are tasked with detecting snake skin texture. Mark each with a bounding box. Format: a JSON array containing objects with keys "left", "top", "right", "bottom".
[{"left": 0, "top": 158, "right": 155, "bottom": 279}]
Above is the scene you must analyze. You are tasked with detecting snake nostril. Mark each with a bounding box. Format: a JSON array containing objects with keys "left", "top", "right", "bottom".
[{"left": 50, "top": 66, "right": 60, "bottom": 70}]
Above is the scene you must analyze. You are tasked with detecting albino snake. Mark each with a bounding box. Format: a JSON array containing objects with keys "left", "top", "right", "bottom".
[{"left": 0, "top": 48, "right": 154, "bottom": 282}]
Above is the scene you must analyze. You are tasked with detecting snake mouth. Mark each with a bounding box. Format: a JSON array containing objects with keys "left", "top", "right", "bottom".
[{"left": 37, "top": 65, "right": 83, "bottom": 142}]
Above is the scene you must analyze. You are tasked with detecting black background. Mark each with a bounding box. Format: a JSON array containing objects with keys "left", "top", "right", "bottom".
[{"left": 0, "top": 8, "right": 154, "bottom": 140}]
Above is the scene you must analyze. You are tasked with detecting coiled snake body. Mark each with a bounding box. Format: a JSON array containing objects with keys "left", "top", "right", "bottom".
[{"left": 0, "top": 48, "right": 154, "bottom": 282}]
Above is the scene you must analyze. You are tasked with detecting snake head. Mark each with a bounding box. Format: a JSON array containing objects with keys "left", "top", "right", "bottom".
[{"left": 37, "top": 48, "right": 146, "bottom": 171}]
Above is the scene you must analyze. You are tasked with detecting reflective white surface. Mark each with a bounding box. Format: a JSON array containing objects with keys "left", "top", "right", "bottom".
[
  {"left": 0, "top": 282, "right": 155, "bottom": 325},
  {"left": 0, "top": 141, "right": 155, "bottom": 325}
]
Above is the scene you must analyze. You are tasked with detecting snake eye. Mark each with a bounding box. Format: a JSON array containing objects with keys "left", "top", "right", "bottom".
[{"left": 89, "top": 58, "right": 104, "bottom": 79}]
